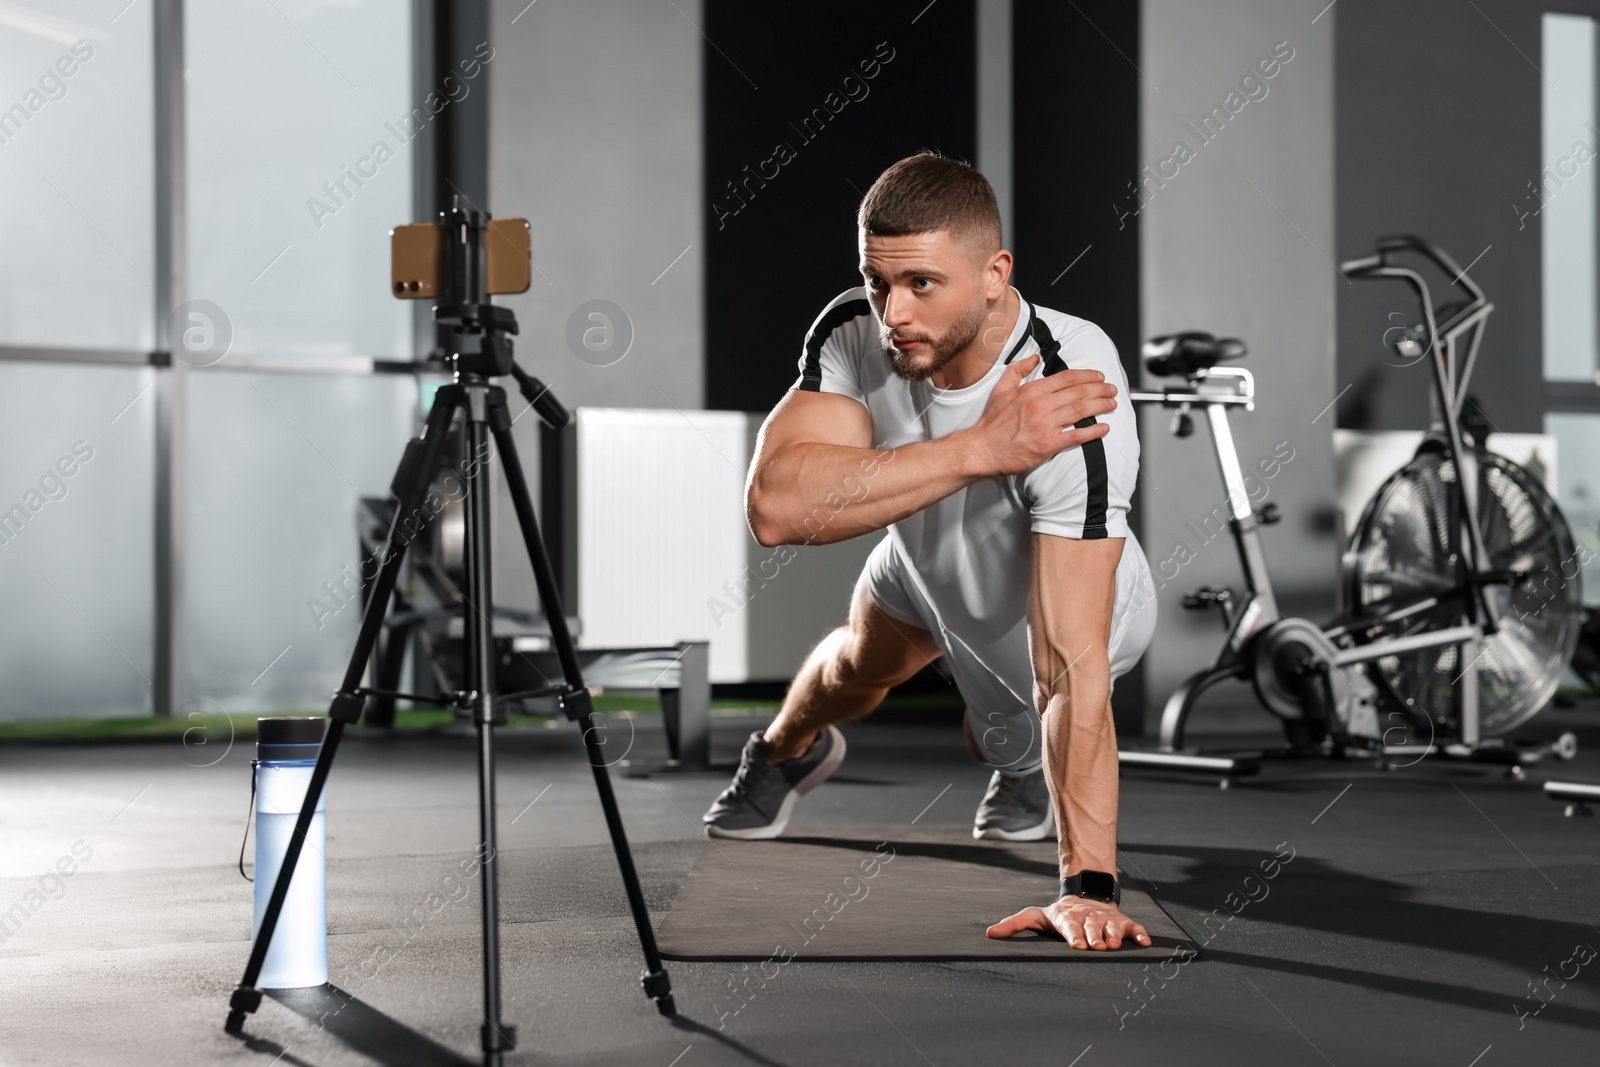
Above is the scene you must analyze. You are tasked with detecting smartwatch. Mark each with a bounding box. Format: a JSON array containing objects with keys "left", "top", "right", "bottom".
[{"left": 1061, "top": 869, "right": 1120, "bottom": 905}]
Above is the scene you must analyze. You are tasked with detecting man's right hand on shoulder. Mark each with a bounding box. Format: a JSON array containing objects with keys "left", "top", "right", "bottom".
[{"left": 963, "top": 353, "right": 1117, "bottom": 478}]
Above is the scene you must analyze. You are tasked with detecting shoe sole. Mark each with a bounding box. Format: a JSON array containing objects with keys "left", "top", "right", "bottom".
[
  {"left": 705, "top": 726, "right": 848, "bottom": 841},
  {"left": 972, "top": 806, "right": 1055, "bottom": 842}
]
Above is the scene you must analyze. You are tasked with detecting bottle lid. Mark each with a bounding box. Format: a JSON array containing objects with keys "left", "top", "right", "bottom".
[{"left": 257, "top": 716, "right": 326, "bottom": 762}]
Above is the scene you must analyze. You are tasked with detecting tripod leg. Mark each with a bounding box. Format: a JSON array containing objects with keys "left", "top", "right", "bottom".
[
  {"left": 460, "top": 386, "right": 516, "bottom": 1065},
  {"left": 487, "top": 396, "right": 677, "bottom": 1017},
  {"left": 227, "top": 386, "right": 463, "bottom": 1035}
]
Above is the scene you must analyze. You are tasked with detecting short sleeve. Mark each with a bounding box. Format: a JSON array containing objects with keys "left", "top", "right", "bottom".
[
  {"left": 1022, "top": 322, "right": 1138, "bottom": 540},
  {"left": 793, "top": 291, "right": 872, "bottom": 404}
]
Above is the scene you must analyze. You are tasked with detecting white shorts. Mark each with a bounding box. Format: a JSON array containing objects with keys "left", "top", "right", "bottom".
[{"left": 856, "top": 533, "right": 1157, "bottom": 775}]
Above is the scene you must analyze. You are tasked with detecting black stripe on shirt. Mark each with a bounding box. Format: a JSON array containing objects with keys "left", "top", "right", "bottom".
[
  {"left": 798, "top": 298, "right": 871, "bottom": 390},
  {"left": 1029, "top": 309, "right": 1068, "bottom": 377},
  {"left": 1033, "top": 314, "right": 1109, "bottom": 538},
  {"left": 1073, "top": 414, "right": 1110, "bottom": 538},
  {"left": 1003, "top": 298, "right": 1035, "bottom": 365}
]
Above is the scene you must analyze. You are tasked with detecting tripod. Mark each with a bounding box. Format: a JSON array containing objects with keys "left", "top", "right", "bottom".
[{"left": 225, "top": 207, "right": 675, "bottom": 1065}]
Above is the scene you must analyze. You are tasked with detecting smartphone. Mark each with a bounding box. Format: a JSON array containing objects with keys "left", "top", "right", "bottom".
[{"left": 391, "top": 217, "right": 532, "bottom": 299}]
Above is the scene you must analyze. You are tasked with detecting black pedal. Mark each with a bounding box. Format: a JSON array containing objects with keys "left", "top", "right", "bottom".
[
  {"left": 1182, "top": 585, "right": 1232, "bottom": 610},
  {"left": 1289, "top": 656, "right": 1337, "bottom": 738}
]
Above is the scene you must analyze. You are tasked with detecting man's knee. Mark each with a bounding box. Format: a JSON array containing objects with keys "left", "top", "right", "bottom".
[{"left": 827, "top": 626, "right": 928, "bottom": 692}]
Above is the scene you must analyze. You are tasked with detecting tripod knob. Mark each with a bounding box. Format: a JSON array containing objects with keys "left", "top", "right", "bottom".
[
  {"left": 510, "top": 364, "right": 570, "bottom": 429},
  {"left": 1256, "top": 502, "right": 1281, "bottom": 525}
]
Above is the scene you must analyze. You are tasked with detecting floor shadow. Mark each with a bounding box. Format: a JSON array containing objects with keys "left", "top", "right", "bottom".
[
  {"left": 233, "top": 1031, "right": 321, "bottom": 1067},
  {"left": 1197, "top": 946, "right": 1600, "bottom": 1032},
  {"left": 669, "top": 1012, "right": 794, "bottom": 1067},
  {"left": 743, "top": 829, "right": 1599, "bottom": 1021},
  {"left": 819, "top": 774, "right": 903, "bottom": 787},
  {"left": 1117, "top": 838, "right": 1600, "bottom": 1025},
  {"left": 780, "top": 834, "right": 1056, "bottom": 879},
  {"left": 268, "top": 985, "right": 474, "bottom": 1066}
]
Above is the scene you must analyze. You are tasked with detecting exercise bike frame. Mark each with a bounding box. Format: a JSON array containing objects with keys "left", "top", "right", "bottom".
[
  {"left": 1125, "top": 369, "right": 1485, "bottom": 751},
  {"left": 1121, "top": 236, "right": 1545, "bottom": 778}
]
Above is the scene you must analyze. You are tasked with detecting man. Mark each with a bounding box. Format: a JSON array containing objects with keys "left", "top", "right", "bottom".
[{"left": 702, "top": 152, "right": 1158, "bottom": 951}]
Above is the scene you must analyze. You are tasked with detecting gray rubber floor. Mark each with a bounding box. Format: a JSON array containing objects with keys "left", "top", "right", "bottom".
[{"left": 2, "top": 702, "right": 1598, "bottom": 1066}]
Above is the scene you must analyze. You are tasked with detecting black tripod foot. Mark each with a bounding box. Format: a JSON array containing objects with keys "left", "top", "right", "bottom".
[
  {"left": 481, "top": 1022, "right": 518, "bottom": 1055},
  {"left": 643, "top": 968, "right": 676, "bottom": 1016},
  {"left": 224, "top": 985, "right": 262, "bottom": 1035}
]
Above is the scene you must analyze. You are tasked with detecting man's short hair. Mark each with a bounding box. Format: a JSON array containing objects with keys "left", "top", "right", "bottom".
[{"left": 857, "top": 151, "right": 1002, "bottom": 258}]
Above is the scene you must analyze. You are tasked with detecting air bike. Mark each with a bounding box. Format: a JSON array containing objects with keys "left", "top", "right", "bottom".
[{"left": 1120, "top": 236, "right": 1582, "bottom": 786}]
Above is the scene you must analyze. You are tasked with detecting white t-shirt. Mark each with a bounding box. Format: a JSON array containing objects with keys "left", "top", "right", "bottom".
[{"left": 793, "top": 285, "right": 1155, "bottom": 694}]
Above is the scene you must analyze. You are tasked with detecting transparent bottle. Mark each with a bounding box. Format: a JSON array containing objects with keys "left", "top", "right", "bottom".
[{"left": 250, "top": 717, "right": 328, "bottom": 988}]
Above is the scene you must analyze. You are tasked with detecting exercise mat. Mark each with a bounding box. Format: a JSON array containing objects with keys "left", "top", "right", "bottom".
[{"left": 657, "top": 825, "right": 1197, "bottom": 961}]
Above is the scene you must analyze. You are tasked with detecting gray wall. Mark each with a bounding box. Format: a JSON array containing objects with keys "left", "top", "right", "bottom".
[
  {"left": 486, "top": 0, "right": 704, "bottom": 610},
  {"left": 1334, "top": 0, "right": 1547, "bottom": 435},
  {"left": 1138, "top": 1, "right": 1339, "bottom": 732}
]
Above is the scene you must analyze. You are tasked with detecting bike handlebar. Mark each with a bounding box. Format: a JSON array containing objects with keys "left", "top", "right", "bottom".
[{"left": 1339, "top": 234, "right": 1485, "bottom": 303}]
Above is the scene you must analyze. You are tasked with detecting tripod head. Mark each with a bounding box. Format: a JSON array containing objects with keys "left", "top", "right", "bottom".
[{"left": 391, "top": 199, "right": 569, "bottom": 427}]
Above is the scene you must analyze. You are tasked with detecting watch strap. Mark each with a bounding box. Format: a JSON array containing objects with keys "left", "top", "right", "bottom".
[{"left": 1060, "top": 870, "right": 1121, "bottom": 905}]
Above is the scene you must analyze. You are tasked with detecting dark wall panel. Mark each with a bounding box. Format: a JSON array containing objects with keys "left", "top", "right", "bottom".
[
  {"left": 1335, "top": 0, "right": 1567, "bottom": 434},
  {"left": 1014, "top": 0, "right": 1142, "bottom": 734},
  {"left": 703, "top": 1, "right": 977, "bottom": 413},
  {"left": 1013, "top": 1, "right": 1140, "bottom": 389}
]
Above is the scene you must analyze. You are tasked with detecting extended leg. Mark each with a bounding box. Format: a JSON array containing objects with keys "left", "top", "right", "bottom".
[
  {"left": 702, "top": 585, "right": 940, "bottom": 839},
  {"left": 763, "top": 578, "right": 943, "bottom": 762}
]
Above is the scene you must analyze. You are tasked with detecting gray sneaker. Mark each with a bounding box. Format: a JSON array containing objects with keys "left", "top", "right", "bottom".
[
  {"left": 702, "top": 726, "right": 847, "bottom": 839},
  {"left": 973, "top": 769, "right": 1055, "bottom": 841}
]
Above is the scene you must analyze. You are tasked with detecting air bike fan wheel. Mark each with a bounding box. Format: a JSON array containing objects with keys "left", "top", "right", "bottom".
[{"left": 1346, "top": 445, "right": 1582, "bottom": 737}]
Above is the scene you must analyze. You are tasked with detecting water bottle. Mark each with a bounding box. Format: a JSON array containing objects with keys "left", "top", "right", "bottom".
[{"left": 250, "top": 716, "right": 328, "bottom": 988}]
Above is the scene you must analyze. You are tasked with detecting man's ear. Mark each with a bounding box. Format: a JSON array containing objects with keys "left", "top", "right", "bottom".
[{"left": 985, "top": 248, "right": 1013, "bottom": 300}]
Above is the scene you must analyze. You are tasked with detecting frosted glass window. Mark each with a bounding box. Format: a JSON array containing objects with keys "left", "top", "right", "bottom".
[
  {"left": 0, "top": 364, "right": 155, "bottom": 718},
  {"left": 1542, "top": 14, "right": 1600, "bottom": 383},
  {"left": 186, "top": 1, "right": 414, "bottom": 358},
  {"left": 184, "top": 372, "right": 416, "bottom": 711},
  {"left": 0, "top": 2, "right": 154, "bottom": 348},
  {"left": 1545, "top": 413, "right": 1600, "bottom": 605}
]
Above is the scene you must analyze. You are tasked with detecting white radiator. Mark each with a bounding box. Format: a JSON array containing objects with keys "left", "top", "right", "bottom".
[{"left": 571, "top": 408, "right": 881, "bottom": 683}]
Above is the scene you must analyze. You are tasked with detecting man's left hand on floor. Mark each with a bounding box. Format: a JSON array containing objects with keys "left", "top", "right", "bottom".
[{"left": 986, "top": 896, "right": 1152, "bottom": 950}]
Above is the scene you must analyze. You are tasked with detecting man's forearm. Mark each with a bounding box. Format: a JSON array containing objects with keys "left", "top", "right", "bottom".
[
  {"left": 748, "top": 433, "right": 987, "bottom": 547},
  {"left": 1040, "top": 659, "right": 1119, "bottom": 881}
]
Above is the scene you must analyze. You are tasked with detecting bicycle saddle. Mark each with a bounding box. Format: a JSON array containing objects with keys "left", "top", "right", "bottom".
[{"left": 1141, "top": 331, "right": 1248, "bottom": 378}]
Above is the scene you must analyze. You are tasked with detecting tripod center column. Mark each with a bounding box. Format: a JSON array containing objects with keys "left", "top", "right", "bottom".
[{"left": 462, "top": 382, "right": 500, "bottom": 727}]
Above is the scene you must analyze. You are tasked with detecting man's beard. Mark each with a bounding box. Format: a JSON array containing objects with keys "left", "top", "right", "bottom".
[{"left": 883, "top": 300, "right": 987, "bottom": 383}]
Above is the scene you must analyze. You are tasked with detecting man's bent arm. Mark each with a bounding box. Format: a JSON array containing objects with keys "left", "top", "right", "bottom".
[
  {"left": 747, "top": 391, "right": 985, "bottom": 546},
  {"left": 748, "top": 356, "right": 1117, "bottom": 547},
  {"left": 1029, "top": 532, "right": 1123, "bottom": 880}
]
